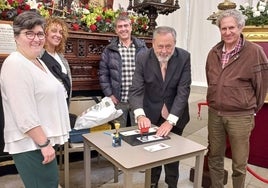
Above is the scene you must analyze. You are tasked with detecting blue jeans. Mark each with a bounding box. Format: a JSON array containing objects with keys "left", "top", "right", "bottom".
[{"left": 207, "top": 109, "right": 254, "bottom": 188}]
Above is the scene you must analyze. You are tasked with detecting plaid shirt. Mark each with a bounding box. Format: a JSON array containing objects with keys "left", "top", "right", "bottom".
[
  {"left": 221, "top": 37, "right": 242, "bottom": 69},
  {"left": 118, "top": 42, "right": 136, "bottom": 102}
]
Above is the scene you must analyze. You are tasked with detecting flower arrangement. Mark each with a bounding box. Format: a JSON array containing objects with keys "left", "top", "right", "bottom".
[
  {"left": 0, "top": 0, "right": 149, "bottom": 36},
  {"left": 69, "top": 2, "right": 149, "bottom": 35},
  {"left": 70, "top": 4, "right": 118, "bottom": 33},
  {"left": 239, "top": 0, "right": 268, "bottom": 26},
  {"left": 0, "top": 0, "right": 52, "bottom": 20},
  {"left": 0, "top": 0, "right": 31, "bottom": 20}
]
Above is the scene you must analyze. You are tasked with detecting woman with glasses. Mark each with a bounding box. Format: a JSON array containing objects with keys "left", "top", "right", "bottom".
[
  {"left": 40, "top": 17, "right": 72, "bottom": 105},
  {"left": 0, "top": 11, "right": 71, "bottom": 188}
]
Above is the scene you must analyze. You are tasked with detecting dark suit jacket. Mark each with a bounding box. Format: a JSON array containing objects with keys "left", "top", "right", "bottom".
[{"left": 129, "top": 48, "right": 191, "bottom": 135}]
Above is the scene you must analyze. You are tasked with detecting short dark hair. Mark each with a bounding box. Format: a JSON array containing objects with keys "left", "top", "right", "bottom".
[{"left": 13, "top": 10, "right": 46, "bottom": 36}]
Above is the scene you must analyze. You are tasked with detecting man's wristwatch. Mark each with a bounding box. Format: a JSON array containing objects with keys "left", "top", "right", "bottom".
[
  {"left": 167, "top": 120, "right": 176, "bottom": 126},
  {"left": 38, "top": 139, "right": 50, "bottom": 148}
]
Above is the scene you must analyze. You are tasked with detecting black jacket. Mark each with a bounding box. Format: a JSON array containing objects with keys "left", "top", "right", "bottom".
[{"left": 99, "top": 36, "right": 148, "bottom": 100}]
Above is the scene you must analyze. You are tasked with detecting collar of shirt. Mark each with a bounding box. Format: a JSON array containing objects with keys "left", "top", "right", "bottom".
[
  {"left": 118, "top": 40, "right": 134, "bottom": 48},
  {"left": 221, "top": 37, "right": 243, "bottom": 68}
]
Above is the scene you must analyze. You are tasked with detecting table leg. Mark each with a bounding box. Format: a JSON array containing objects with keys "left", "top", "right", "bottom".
[
  {"left": 193, "top": 151, "right": 205, "bottom": 188},
  {"left": 113, "top": 165, "right": 119, "bottom": 183},
  {"left": 145, "top": 169, "right": 151, "bottom": 188},
  {"left": 84, "top": 140, "right": 91, "bottom": 188},
  {"left": 124, "top": 171, "right": 133, "bottom": 188},
  {"left": 64, "top": 142, "right": 69, "bottom": 188}
]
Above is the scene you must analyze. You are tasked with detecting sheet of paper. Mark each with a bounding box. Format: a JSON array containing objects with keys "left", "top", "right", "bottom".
[
  {"left": 120, "top": 127, "right": 158, "bottom": 136},
  {"left": 137, "top": 135, "right": 164, "bottom": 143},
  {"left": 144, "top": 143, "right": 171, "bottom": 152},
  {"left": 0, "top": 23, "right": 16, "bottom": 54}
]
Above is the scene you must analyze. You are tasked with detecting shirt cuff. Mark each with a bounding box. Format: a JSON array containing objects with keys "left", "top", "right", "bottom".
[
  {"left": 167, "top": 114, "right": 179, "bottom": 125},
  {"left": 134, "top": 108, "right": 146, "bottom": 123}
]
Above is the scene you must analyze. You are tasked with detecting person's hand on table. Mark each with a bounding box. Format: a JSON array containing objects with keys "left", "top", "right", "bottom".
[
  {"left": 137, "top": 115, "right": 151, "bottom": 130},
  {"left": 156, "top": 121, "right": 173, "bottom": 137}
]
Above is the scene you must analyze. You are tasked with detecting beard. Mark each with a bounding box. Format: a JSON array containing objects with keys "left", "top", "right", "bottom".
[
  {"left": 156, "top": 54, "right": 172, "bottom": 63},
  {"left": 155, "top": 48, "right": 174, "bottom": 63}
]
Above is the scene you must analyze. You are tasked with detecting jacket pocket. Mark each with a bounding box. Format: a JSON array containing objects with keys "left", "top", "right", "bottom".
[{"left": 221, "top": 85, "right": 256, "bottom": 111}]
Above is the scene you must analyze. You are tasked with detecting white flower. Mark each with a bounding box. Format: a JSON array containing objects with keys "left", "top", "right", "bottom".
[
  {"left": 258, "top": 5, "right": 266, "bottom": 12},
  {"left": 252, "top": 7, "right": 258, "bottom": 12},
  {"left": 26, "top": 0, "right": 37, "bottom": 9},
  {"left": 253, "top": 10, "right": 261, "bottom": 17},
  {"left": 240, "top": 0, "right": 268, "bottom": 26},
  {"left": 82, "top": 8, "right": 89, "bottom": 15},
  {"left": 243, "top": 2, "right": 250, "bottom": 8},
  {"left": 259, "top": 1, "right": 266, "bottom": 6}
]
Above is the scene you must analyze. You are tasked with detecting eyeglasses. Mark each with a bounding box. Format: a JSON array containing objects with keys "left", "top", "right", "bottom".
[{"left": 21, "top": 31, "right": 45, "bottom": 40}]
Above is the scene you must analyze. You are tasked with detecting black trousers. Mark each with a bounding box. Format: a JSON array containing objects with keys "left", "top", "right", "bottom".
[
  {"left": 151, "top": 161, "right": 180, "bottom": 188},
  {"left": 150, "top": 117, "right": 183, "bottom": 187}
]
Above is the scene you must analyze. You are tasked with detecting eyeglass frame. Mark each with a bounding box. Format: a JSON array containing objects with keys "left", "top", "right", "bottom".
[{"left": 21, "top": 31, "right": 45, "bottom": 40}]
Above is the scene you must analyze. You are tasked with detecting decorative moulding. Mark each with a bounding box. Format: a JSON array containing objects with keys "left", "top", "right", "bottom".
[{"left": 243, "top": 26, "right": 268, "bottom": 42}]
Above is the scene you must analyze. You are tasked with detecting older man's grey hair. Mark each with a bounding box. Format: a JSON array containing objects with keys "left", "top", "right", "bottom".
[
  {"left": 153, "top": 26, "right": 177, "bottom": 43},
  {"left": 216, "top": 9, "right": 245, "bottom": 29},
  {"left": 114, "top": 14, "right": 131, "bottom": 27}
]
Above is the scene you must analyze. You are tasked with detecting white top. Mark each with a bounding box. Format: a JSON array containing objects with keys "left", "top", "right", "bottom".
[
  {"left": 0, "top": 51, "right": 71, "bottom": 154},
  {"left": 49, "top": 52, "right": 67, "bottom": 74}
]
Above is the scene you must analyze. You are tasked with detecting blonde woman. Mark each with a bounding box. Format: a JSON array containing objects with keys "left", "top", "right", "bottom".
[{"left": 40, "top": 17, "right": 72, "bottom": 105}]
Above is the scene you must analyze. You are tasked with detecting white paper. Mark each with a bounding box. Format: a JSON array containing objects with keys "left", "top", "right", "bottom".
[
  {"left": 144, "top": 143, "right": 171, "bottom": 152},
  {"left": 0, "top": 23, "right": 16, "bottom": 54},
  {"left": 137, "top": 135, "right": 164, "bottom": 143}
]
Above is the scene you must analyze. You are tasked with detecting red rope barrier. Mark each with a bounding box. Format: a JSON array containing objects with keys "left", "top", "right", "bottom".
[{"left": 247, "top": 166, "right": 268, "bottom": 184}]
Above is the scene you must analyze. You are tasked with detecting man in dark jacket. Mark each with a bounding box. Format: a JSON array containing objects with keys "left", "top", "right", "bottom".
[
  {"left": 99, "top": 14, "right": 147, "bottom": 127},
  {"left": 129, "top": 26, "right": 191, "bottom": 188}
]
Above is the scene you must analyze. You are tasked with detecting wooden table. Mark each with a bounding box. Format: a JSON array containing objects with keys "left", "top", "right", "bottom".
[{"left": 83, "top": 127, "right": 206, "bottom": 188}]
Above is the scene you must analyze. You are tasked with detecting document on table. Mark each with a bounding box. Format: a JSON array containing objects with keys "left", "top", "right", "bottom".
[
  {"left": 144, "top": 143, "right": 171, "bottom": 152},
  {"left": 137, "top": 135, "right": 164, "bottom": 143}
]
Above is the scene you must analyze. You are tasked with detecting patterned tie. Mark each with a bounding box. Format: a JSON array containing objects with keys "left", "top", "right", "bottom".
[{"left": 160, "top": 62, "right": 169, "bottom": 119}]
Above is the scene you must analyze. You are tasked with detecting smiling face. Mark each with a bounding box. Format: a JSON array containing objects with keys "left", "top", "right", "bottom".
[
  {"left": 219, "top": 16, "right": 243, "bottom": 50},
  {"left": 45, "top": 23, "right": 63, "bottom": 50},
  {"left": 152, "top": 32, "right": 176, "bottom": 63},
  {"left": 115, "top": 19, "right": 132, "bottom": 42},
  {"left": 15, "top": 25, "right": 45, "bottom": 59}
]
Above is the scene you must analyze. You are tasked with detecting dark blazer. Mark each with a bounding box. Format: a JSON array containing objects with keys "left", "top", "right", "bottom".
[{"left": 129, "top": 48, "right": 191, "bottom": 135}]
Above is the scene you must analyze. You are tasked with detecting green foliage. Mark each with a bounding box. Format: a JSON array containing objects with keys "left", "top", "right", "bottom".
[
  {"left": 239, "top": 0, "right": 268, "bottom": 27},
  {"left": 0, "top": 0, "right": 150, "bottom": 36}
]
